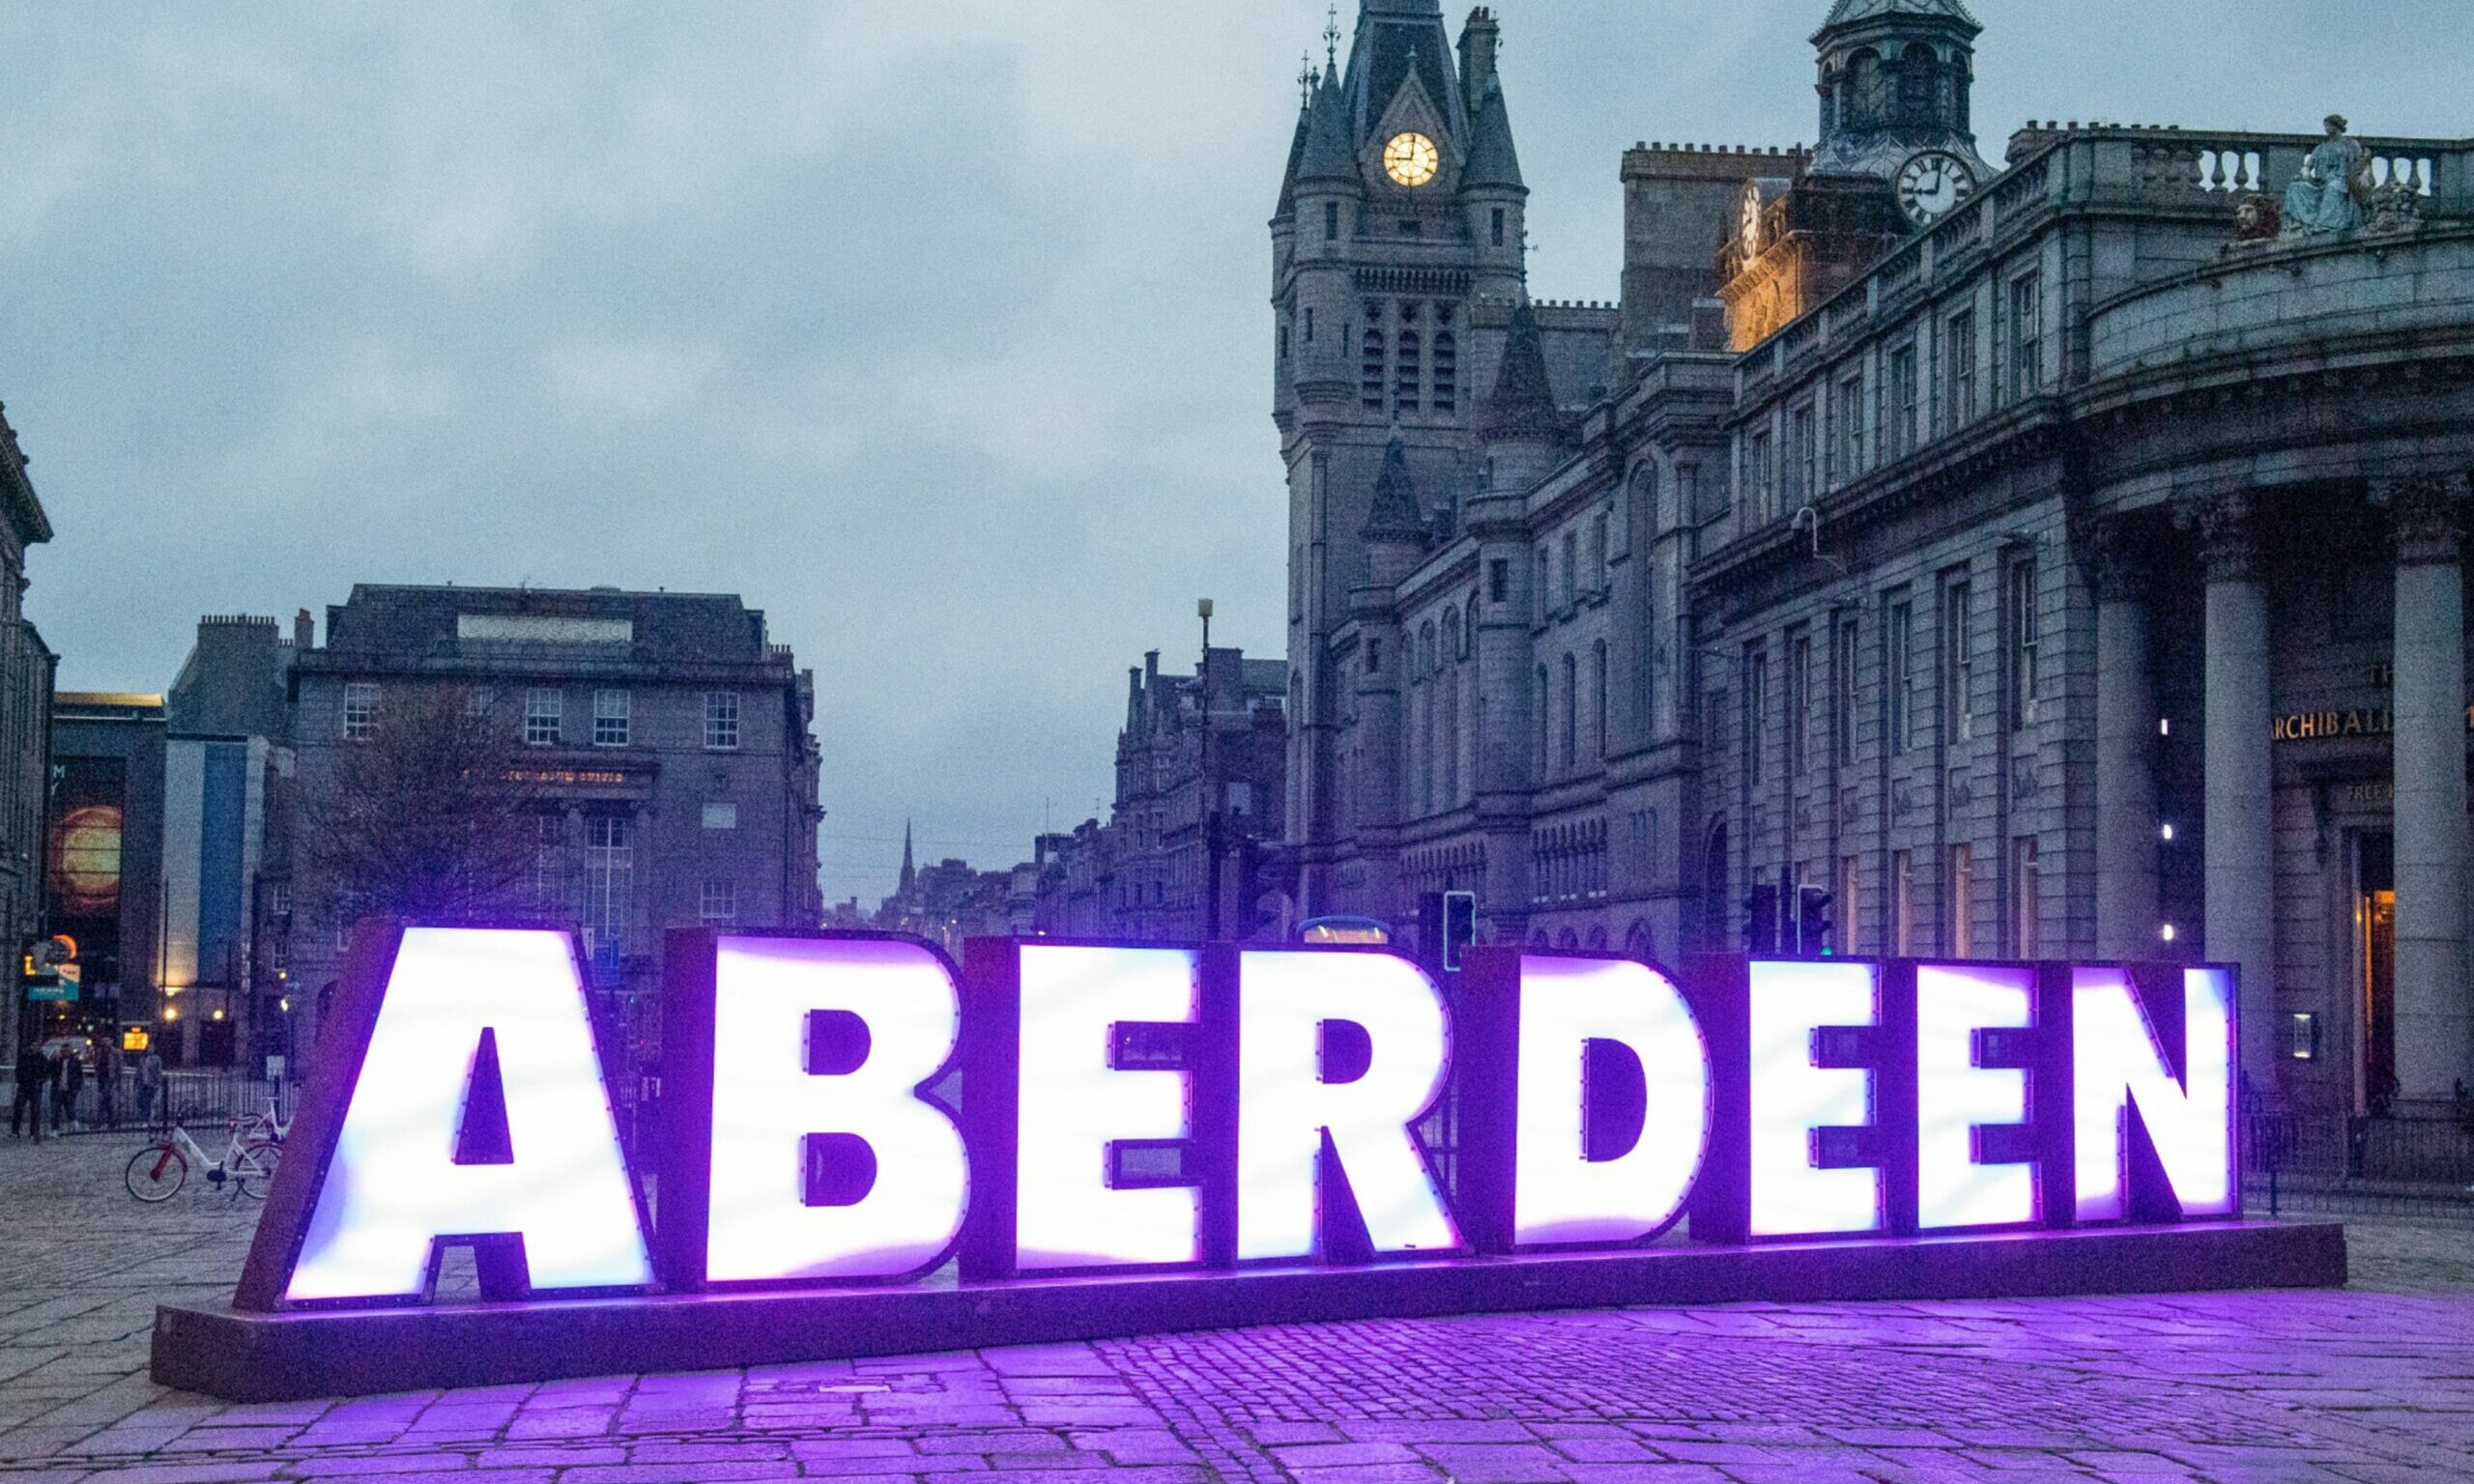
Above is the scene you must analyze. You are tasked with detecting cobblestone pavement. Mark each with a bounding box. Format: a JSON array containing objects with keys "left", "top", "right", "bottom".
[{"left": 0, "top": 1135, "right": 2468, "bottom": 1484}]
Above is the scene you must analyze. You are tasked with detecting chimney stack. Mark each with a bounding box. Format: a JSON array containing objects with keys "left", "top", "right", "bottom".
[
  {"left": 1458, "top": 7, "right": 1500, "bottom": 113},
  {"left": 293, "top": 608, "right": 314, "bottom": 650}
]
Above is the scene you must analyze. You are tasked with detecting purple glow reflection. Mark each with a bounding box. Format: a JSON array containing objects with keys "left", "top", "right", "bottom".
[
  {"left": 286, "top": 929, "right": 652, "bottom": 1303},
  {"left": 1236, "top": 951, "right": 1460, "bottom": 1262},
  {"left": 1015, "top": 945, "right": 1200, "bottom": 1272},
  {"left": 705, "top": 936, "right": 967, "bottom": 1284},
  {"left": 1914, "top": 963, "right": 2039, "bottom": 1232},
  {"left": 1747, "top": 959, "right": 1885, "bottom": 1240},
  {"left": 1514, "top": 956, "right": 1709, "bottom": 1247},
  {"left": 2072, "top": 966, "right": 2236, "bottom": 1222}
]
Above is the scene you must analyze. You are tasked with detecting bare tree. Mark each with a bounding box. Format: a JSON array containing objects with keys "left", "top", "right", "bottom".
[{"left": 304, "top": 688, "right": 544, "bottom": 925}]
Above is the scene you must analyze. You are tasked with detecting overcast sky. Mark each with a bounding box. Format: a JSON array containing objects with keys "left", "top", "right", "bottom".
[{"left": 0, "top": 3, "right": 2459, "bottom": 904}]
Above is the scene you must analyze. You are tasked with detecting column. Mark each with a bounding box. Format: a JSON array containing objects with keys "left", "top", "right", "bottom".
[
  {"left": 2090, "top": 524, "right": 2161, "bottom": 962},
  {"left": 2386, "top": 475, "right": 2472, "bottom": 1105},
  {"left": 2201, "top": 495, "right": 2278, "bottom": 1099}
]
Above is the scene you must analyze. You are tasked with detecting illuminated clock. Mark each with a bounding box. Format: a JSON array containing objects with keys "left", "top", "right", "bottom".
[
  {"left": 1896, "top": 150, "right": 1978, "bottom": 229},
  {"left": 1384, "top": 132, "right": 1440, "bottom": 188},
  {"left": 1740, "top": 186, "right": 1766, "bottom": 256}
]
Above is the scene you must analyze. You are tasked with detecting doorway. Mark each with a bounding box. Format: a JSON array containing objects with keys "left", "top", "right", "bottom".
[{"left": 2359, "top": 832, "right": 2396, "bottom": 1115}]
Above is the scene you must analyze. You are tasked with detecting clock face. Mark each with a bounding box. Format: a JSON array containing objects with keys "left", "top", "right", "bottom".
[
  {"left": 1897, "top": 151, "right": 1978, "bottom": 228},
  {"left": 1384, "top": 132, "right": 1440, "bottom": 188},
  {"left": 1740, "top": 187, "right": 1765, "bottom": 255}
]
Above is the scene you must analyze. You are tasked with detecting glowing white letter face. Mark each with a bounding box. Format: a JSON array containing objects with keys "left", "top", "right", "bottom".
[
  {"left": 705, "top": 936, "right": 967, "bottom": 1284},
  {"left": 287, "top": 929, "right": 652, "bottom": 1303},
  {"left": 1747, "top": 959, "right": 1884, "bottom": 1239},
  {"left": 1514, "top": 957, "right": 1710, "bottom": 1247},
  {"left": 1015, "top": 945, "right": 1200, "bottom": 1271},
  {"left": 1915, "top": 964, "right": 2039, "bottom": 1231},
  {"left": 1237, "top": 952, "right": 1461, "bottom": 1262},
  {"left": 2073, "top": 967, "right": 2235, "bottom": 1222}
]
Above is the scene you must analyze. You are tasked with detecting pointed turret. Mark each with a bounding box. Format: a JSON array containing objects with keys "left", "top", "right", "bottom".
[
  {"left": 899, "top": 821, "right": 917, "bottom": 899},
  {"left": 1362, "top": 436, "right": 1429, "bottom": 544},
  {"left": 1297, "top": 70, "right": 1358, "bottom": 188},
  {"left": 1461, "top": 74, "right": 1523, "bottom": 191},
  {"left": 1274, "top": 78, "right": 1315, "bottom": 219},
  {"left": 1479, "top": 303, "right": 1565, "bottom": 445}
]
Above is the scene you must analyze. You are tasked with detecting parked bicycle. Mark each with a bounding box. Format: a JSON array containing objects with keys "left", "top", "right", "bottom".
[
  {"left": 125, "top": 1118, "right": 282, "bottom": 1203},
  {"left": 238, "top": 1095, "right": 292, "bottom": 1148}
]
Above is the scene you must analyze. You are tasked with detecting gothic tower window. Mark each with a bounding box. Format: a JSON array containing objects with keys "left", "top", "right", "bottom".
[
  {"left": 1324, "top": 201, "right": 1341, "bottom": 242},
  {"left": 1848, "top": 49, "right": 1884, "bottom": 129},
  {"left": 1899, "top": 46, "right": 1938, "bottom": 126},
  {"left": 1395, "top": 303, "right": 1423, "bottom": 415},
  {"left": 1361, "top": 315, "right": 1387, "bottom": 412},
  {"left": 1433, "top": 309, "right": 1458, "bottom": 415}
]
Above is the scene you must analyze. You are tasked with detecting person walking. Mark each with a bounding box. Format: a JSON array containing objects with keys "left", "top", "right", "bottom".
[
  {"left": 53, "top": 1046, "right": 83, "bottom": 1133},
  {"left": 11, "top": 1043, "right": 49, "bottom": 1141},
  {"left": 135, "top": 1046, "right": 163, "bottom": 1130}
]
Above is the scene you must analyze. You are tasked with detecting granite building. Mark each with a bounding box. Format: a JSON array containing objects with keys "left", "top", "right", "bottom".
[
  {"left": 287, "top": 585, "right": 823, "bottom": 1066},
  {"left": 1280, "top": 0, "right": 2474, "bottom": 1117},
  {"left": 1037, "top": 647, "right": 1288, "bottom": 943},
  {"left": 0, "top": 405, "right": 55, "bottom": 1067}
]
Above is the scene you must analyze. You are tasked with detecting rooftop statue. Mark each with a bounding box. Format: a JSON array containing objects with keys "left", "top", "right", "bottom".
[{"left": 2282, "top": 115, "right": 2372, "bottom": 236}]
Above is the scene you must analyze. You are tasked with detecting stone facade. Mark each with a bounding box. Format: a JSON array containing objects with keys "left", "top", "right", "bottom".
[
  {"left": 0, "top": 405, "right": 55, "bottom": 1068},
  {"left": 287, "top": 585, "right": 823, "bottom": 1070},
  {"left": 1280, "top": 0, "right": 2474, "bottom": 1116},
  {"left": 1037, "top": 647, "right": 1288, "bottom": 943}
]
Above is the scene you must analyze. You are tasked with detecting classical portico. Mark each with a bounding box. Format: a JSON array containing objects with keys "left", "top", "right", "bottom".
[{"left": 2199, "top": 495, "right": 2280, "bottom": 1097}]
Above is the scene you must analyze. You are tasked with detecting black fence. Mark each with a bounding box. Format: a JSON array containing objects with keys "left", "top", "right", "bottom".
[
  {"left": 2246, "top": 1110, "right": 2474, "bottom": 1219},
  {"left": 2, "top": 1070, "right": 295, "bottom": 1138}
]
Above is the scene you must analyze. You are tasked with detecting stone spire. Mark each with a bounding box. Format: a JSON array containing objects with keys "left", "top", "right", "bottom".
[
  {"left": 1479, "top": 302, "right": 1565, "bottom": 444},
  {"left": 1362, "top": 436, "right": 1429, "bottom": 543},
  {"left": 1296, "top": 69, "right": 1358, "bottom": 188},
  {"left": 1461, "top": 73, "right": 1524, "bottom": 191},
  {"left": 899, "top": 820, "right": 916, "bottom": 899}
]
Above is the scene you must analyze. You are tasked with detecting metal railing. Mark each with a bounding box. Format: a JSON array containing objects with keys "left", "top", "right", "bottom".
[
  {"left": 3, "top": 1070, "right": 295, "bottom": 1138},
  {"left": 2247, "top": 1110, "right": 2474, "bottom": 1219}
]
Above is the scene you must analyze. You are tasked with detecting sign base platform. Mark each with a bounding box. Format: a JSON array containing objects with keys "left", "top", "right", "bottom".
[{"left": 154, "top": 1221, "right": 2344, "bottom": 1402}]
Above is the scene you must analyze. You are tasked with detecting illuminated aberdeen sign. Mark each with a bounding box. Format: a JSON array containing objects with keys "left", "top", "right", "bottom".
[{"left": 158, "top": 924, "right": 2337, "bottom": 1402}]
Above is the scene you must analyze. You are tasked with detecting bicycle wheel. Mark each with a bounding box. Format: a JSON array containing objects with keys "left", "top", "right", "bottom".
[
  {"left": 126, "top": 1144, "right": 187, "bottom": 1203},
  {"left": 236, "top": 1140, "right": 282, "bottom": 1200}
]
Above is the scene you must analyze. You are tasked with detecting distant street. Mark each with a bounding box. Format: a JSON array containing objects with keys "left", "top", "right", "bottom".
[{"left": 0, "top": 1135, "right": 2465, "bottom": 1482}]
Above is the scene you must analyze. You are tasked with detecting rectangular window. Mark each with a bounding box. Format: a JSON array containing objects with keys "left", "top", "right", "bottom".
[
  {"left": 584, "top": 815, "right": 634, "bottom": 963},
  {"left": 342, "top": 682, "right": 379, "bottom": 742},
  {"left": 1948, "top": 309, "right": 1979, "bottom": 427},
  {"left": 1889, "top": 344, "right": 1919, "bottom": 457},
  {"left": 701, "top": 878, "right": 738, "bottom": 927},
  {"left": 1491, "top": 207, "right": 1507, "bottom": 247},
  {"left": 525, "top": 688, "right": 562, "bottom": 747},
  {"left": 1590, "top": 512, "right": 1609, "bottom": 596},
  {"left": 1837, "top": 372, "right": 1865, "bottom": 482},
  {"left": 1838, "top": 855, "right": 1860, "bottom": 956},
  {"left": 1488, "top": 558, "right": 1510, "bottom": 604},
  {"left": 2009, "top": 557, "right": 2040, "bottom": 728},
  {"left": 1561, "top": 654, "right": 1578, "bottom": 767},
  {"left": 1943, "top": 579, "right": 1973, "bottom": 744},
  {"left": 1745, "top": 646, "right": 1769, "bottom": 787},
  {"left": 1785, "top": 628, "right": 1811, "bottom": 780},
  {"left": 1891, "top": 849, "right": 1914, "bottom": 956},
  {"left": 1948, "top": 842, "right": 1974, "bottom": 957},
  {"left": 702, "top": 801, "right": 739, "bottom": 831},
  {"left": 1561, "top": 530, "right": 1579, "bottom": 611},
  {"left": 1324, "top": 201, "right": 1340, "bottom": 242},
  {"left": 1304, "top": 307, "right": 1315, "bottom": 344},
  {"left": 1833, "top": 617, "right": 1858, "bottom": 768},
  {"left": 534, "top": 814, "right": 564, "bottom": 917},
  {"left": 593, "top": 689, "right": 630, "bottom": 748},
  {"left": 1594, "top": 642, "right": 1609, "bottom": 760},
  {"left": 2010, "top": 271, "right": 2043, "bottom": 399},
  {"left": 1746, "top": 432, "right": 1773, "bottom": 523},
  {"left": 1789, "top": 404, "right": 1816, "bottom": 508},
  {"left": 1536, "top": 546, "right": 1550, "bottom": 624},
  {"left": 1886, "top": 597, "right": 1915, "bottom": 755},
  {"left": 2012, "top": 836, "right": 2040, "bottom": 959},
  {"left": 704, "top": 691, "right": 741, "bottom": 751}
]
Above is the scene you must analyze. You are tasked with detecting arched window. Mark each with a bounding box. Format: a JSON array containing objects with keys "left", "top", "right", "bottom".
[
  {"left": 1433, "top": 328, "right": 1458, "bottom": 415},
  {"left": 1395, "top": 328, "right": 1423, "bottom": 414},
  {"left": 1442, "top": 668, "right": 1460, "bottom": 806},
  {"left": 1536, "top": 665, "right": 1550, "bottom": 770},
  {"left": 1420, "top": 622, "right": 1437, "bottom": 676},
  {"left": 1556, "top": 929, "right": 1579, "bottom": 950},
  {"left": 1847, "top": 49, "right": 1884, "bottom": 128},
  {"left": 1442, "top": 608, "right": 1460, "bottom": 668},
  {"left": 1625, "top": 919, "right": 1654, "bottom": 960},
  {"left": 1463, "top": 595, "right": 1481, "bottom": 659},
  {"left": 1898, "top": 45, "right": 1938, "bottom": 126},
  {"left": 1362, "top": 317, "right": 1387, "bottom": 412},
  {"left": 1586, "top": 924, "right": 1608, "bottom": 951}
]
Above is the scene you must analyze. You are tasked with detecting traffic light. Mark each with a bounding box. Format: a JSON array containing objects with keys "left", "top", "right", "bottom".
[
  {"left": 1743, "top": 884, "right": 1780, "bottom": 955},
  {"left": 1442, "top": 890, "right": 1479, "bottom": 972},
  {"left": 1797, "top": 886, "right": 1836, "bottom": 956}
]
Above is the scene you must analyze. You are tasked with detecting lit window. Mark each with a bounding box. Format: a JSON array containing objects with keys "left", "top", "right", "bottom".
[
  {"left": 342, "top": 682, "right": 379, "bottom": 742},
  {"left": 704, "top": 691, "right": 741, "bottom": 751},
  {"left": 701, "top": 879, "right": 737, "bottom": 927},
  {"left": 526, "top": 688, "right": 562, "bottom": 747},
  {"left": 702, "top": 801, "right": 739, "bottom": 831},
  {"left": 593, "top": 689, "right": 630, "bottom": 748}
]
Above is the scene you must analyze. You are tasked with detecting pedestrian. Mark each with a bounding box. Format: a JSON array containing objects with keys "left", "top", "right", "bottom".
[
  {"left": 135, "top": 1046, "right": 163, "bottom": 1130},
  {"left": 53, "top": 1045, "right": 84, "bottom": 1133},
  {"left": 11, "top": 1043, "right": 49, "bottom": 1141},
  {"left": 95, "top": 1041, "right": 119, "bottom": 1129}
]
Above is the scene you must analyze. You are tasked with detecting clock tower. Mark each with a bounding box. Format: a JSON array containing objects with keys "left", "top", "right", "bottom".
[
  {"left": 1272, "top": 1, "right": 1528, "bottom": 920},
  {"left": 1721, "top": 0, "right": 1989, "bottom": 350}
]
